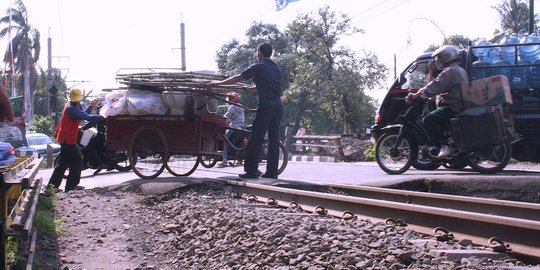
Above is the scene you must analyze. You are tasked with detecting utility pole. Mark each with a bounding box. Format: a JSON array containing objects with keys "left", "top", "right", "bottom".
[
  {"left": 530, "top": 0, "right": 535, "bottom": 34},
  {"left": 47, "top": 28, "right": 52, "bottom": 116},
  {"left": 180, "top": 14, "right": 186, "bottom": 71}
]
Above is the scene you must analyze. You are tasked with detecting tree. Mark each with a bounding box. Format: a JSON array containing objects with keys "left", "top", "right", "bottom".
[
  {"left": 33, "top": 67, "right": 67, "bottom": 117},
  {"left": 285, "top": 6, "right": 386, "bottom": 134},
  {"left": 492, "top": 0, "right": 538, "bottom": 34},
  {"left": 425, "top": 34, "right": 472, "bottom": 52},
  {"left": 0, "top": 0, "right": 41, "bottom": 120},
  {"left": 215, "top": 7, "right": 387, "bottom": 135}
]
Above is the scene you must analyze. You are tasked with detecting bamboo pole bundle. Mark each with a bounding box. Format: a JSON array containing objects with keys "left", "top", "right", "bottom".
[{"left": 115, "top": 70, "right": 255, "bottom": 95}]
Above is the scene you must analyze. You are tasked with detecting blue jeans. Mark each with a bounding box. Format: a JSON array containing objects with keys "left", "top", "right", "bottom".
[
  {"left": 222, "top": 129, "right": 234, "bottom": 161},
  {"left": 244, "top": 105, "right": 283, "bottom": 174}
]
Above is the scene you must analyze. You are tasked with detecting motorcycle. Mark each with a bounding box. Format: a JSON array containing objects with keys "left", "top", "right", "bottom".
[
  {"left": 375, "top": 97, "right": 513, "bottom": 174},
  {"left": 79, "top": 121, "right": 132, "bottom": 176}
]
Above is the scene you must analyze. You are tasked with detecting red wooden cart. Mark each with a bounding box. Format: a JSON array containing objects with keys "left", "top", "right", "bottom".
[
  {"left": 102, "top": 69, "right": 254, "bottom": 179},
  {"left": 106, "top": 113, "right": 227, "bottom": 179}
]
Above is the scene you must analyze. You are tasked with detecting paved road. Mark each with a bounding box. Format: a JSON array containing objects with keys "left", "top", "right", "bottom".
[{"left": 36, "top": 161, "right": 540, "bottom": 192}]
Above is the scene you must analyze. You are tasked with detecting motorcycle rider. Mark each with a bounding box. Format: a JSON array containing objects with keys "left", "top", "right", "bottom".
[{"left": 406, "top": 45, "right": 468, "bottom": 158}]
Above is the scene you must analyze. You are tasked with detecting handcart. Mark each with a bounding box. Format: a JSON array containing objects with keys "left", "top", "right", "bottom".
[{"left": 103, "top": 69, "right": 254, "bottom": 179}]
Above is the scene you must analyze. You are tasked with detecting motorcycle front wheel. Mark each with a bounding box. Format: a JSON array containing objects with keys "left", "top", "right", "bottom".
[
  {"left": 466, "top": 140, "right": 512, "bottom": 174},
  {"left": 375, "top": 132, "right": 416, "bottom": 174},
  {"left": 412, "top": 145, "right": 441, "bottom": 171}
]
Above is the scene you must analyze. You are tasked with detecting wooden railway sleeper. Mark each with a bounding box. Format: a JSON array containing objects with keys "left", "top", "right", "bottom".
[{"left": 433, "top": 226, "right": 454, "bottom": 242}]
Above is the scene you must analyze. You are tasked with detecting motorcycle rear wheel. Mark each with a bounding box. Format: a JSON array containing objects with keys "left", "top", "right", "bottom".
[
  {"left": 375, "top": 132, "right": 416, "bottom": 174},
  {"left": 466, "top": 140, "right": 512, "bottom": 174}
]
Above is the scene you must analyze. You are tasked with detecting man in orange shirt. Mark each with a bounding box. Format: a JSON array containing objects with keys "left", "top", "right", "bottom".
[{"left": 47, "top": 88, "right": 104, "bottom": 192}]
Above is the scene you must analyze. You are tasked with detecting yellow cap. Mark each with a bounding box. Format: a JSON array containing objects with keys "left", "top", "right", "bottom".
[{"left": 69, "top": 88, "right": 83, "bottom": 102}]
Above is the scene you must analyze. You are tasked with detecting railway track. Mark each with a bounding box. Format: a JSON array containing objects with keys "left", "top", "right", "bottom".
[{"left": 223, "top": 176, "right": 540, "bottom": 263}]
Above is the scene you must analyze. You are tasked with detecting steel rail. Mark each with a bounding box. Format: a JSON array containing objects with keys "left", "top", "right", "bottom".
[
  {"left": 227, "top": 180, "right": 540, "bottom": 260},
  {"left": 322, "top": 183, "right": 540, "bottom": 222}
]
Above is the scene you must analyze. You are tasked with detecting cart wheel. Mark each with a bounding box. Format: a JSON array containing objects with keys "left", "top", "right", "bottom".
[
  {"left": 128, "top": 126, "right": 168, "bottom": 179},
  {"left": 165, "top": 154, "right": 200, "bottom": 176},
  {"left": 199, "top": 155, "right": 219, "bottom": 168},
  {"left": 259, "top": 141, "right": 288, "bottom": 175}
]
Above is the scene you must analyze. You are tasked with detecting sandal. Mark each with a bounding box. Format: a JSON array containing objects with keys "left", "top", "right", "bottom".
[{"left": 217, "top": 162, "right": 229, "bottom": 168}]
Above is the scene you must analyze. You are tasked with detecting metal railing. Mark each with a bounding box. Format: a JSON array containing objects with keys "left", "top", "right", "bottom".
[{"left": 1, "top": 156, "right": 44, "bottom": 269}]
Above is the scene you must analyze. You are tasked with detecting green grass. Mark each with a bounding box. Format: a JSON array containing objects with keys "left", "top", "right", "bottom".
[
  {"left": 6, "top": 188, "right": 66, "bottom": 267},
  {"left": 6, "top": 237, "right": 19, "bottom": 263},
  {"left": 34, "top": 192, "right": 66, "bottom": 236}
]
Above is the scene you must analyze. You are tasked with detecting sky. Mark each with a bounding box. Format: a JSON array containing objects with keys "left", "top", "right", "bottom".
[{"left": 0, "top": 0, "right": 516, "bottom": 102}]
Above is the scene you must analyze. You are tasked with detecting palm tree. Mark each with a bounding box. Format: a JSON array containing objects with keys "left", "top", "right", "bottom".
[
  {"left": 0, "top": 0, "right": 41, "bottom": 122},
  {"left": 492, "top": 0, "right": 538, "bottom": 34}
]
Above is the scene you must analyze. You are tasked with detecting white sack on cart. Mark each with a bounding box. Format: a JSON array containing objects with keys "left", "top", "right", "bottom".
[
  {"left": 100, "top": 90, "right": 128, "bottom": 117},
  {"left": 126, "top": 89, "right": 168, "bottom": 115}
]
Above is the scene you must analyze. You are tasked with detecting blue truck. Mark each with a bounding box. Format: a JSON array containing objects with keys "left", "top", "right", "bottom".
[{"left": 371, "top": 39, "right": 540, "bottom": 163}]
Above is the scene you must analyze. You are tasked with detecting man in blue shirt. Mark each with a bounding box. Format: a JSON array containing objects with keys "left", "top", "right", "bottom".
[{"left": 210, "top": 42, "right": 283, "bottom": 179}]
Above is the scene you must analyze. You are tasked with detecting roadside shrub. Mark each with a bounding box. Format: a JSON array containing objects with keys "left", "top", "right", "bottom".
[
  {"left": 31, "top": 115, "right": 54, "bottom": 136},
  {"left": 363, "top": 143, "right": 376, "bottom": 161}
]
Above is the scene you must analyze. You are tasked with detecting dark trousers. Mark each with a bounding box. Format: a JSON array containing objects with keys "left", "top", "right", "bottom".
[
  {"left": 85, "top": 134, "right": 106, "bottom": 168},
  {"left": 244, "top": 105, "right": 283, "bottom": 174},
  {"left": 48, "top": 144, "right": 82, "bottom": 191},
  {"left": 423, "top": 106, "right": 457, "bottom": 146}
]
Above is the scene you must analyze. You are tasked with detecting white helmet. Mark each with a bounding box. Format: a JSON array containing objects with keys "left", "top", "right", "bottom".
[{"left": 432, "top": 45, "right": 460, "bottom": 70}]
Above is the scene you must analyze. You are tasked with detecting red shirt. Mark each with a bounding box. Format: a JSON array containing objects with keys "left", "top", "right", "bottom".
[
  {"left": 55, "top": 104, "right": 82, "bottom": 144},
  {"left": 55, "top": 102, "right": 101, "bottom": 144}
]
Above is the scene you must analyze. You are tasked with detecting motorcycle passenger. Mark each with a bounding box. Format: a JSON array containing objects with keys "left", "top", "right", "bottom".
[
  {"left": 406, "top": 45, "right": 468, "bottom": 158},
  {"left": 218, "top": 92, "right": 245, "bottom": 167}
]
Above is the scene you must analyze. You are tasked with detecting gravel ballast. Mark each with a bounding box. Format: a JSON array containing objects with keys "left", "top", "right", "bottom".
[{"left": 31, "top": 183, "right": 538, "bottom": 270}]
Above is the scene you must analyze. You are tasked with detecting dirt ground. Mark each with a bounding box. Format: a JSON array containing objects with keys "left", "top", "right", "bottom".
[{"left": 31, "top": 187, "right": 150, "bottom": 270}]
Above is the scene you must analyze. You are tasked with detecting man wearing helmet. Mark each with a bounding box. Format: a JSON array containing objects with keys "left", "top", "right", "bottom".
[
  {"left": 406, "top": 45, "right": 468, "bottom": 158},
  {"left": 218, "top": 92, "right": 245, "bottom": 167},
  {"left": 47, "top": 88, "right": 104, "bottom": 192}
]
